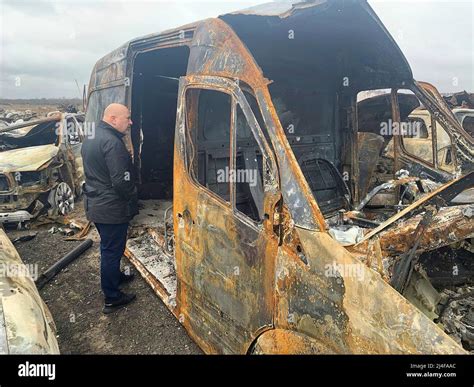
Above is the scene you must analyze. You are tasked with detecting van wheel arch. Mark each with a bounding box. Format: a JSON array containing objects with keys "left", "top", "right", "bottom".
[{"left": 248, "top": 328, "right": 335, "bottom": 355}]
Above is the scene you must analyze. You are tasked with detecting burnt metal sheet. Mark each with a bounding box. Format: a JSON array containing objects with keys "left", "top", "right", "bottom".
[
  {"left": 173, "top": 126, "right": 279, "bottom": 353},
  {"left": 356, "top": 172, "right": 474, "bottom": 243},
  {"left": 351, "top": 204, "right": 474, "bottom": 260},
  {"left": 274, "top": 228, "right": 466, "bottom": 354},
  {"left": 357, "top": 132, "right": 385, "bottom": 200},
  {"left": 0, "top": 228, "right": 59, "bottom": 354}
]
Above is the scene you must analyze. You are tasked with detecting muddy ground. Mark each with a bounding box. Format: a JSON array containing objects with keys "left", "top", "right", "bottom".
[{"left": 5, "top": 201, "right": 202, "bottom": 354}]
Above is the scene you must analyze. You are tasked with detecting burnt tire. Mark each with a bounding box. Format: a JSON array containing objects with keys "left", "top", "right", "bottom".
[{"left": 51, "top": 181, "right": 75, "bottom": 216}]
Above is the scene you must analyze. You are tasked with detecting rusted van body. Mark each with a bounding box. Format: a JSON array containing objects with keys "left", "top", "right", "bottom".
[{"left": 86, "top": 1, "right": 472, "bottom": 353}]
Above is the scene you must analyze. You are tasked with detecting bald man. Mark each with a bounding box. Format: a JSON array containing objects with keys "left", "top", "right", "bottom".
[{"left": 81, "top": 103, "right": 138, "bottom": 314}]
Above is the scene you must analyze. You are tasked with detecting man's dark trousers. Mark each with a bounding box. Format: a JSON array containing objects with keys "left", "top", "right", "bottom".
[{"left": 95, "top": 222, "right": 129, "bottom": 301}]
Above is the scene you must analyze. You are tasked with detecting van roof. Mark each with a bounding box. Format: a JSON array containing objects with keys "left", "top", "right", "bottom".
[{"left": 89, "top": 1, "right": 412, "bottom": 93}]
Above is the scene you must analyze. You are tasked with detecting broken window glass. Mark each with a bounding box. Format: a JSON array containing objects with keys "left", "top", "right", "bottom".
[
  {"left": 435, "top": 120, "right": 455, "bottom": 173},
  {"left": 235, "top": 104, "right": 264, "bottom": 222},
  {"left": 192, "top": 88, "right": 232, "bottom": 202}
]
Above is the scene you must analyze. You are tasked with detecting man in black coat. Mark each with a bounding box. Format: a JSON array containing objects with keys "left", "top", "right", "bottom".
[{"left": 81, "top": 103, "right": 138, "bottom": 314}]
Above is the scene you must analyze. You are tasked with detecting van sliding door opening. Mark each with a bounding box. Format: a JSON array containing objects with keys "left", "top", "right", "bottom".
[{"left": 130, "top": 46, "right": 190, "bottom": 200}]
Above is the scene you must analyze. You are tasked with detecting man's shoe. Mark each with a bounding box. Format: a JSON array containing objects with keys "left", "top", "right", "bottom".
[
  {"left": 103, "top": 292, "right": 136, "bottom": 314},
  {"left": 119, "top": 272, "right": 135, "bottom": 287}
]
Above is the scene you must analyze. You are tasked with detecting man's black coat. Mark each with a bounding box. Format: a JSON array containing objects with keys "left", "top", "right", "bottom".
[{"left": 81, "top": 120, "right": 138, "bottom": 224}]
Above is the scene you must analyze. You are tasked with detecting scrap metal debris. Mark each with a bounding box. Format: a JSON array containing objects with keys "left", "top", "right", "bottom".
[
  {"left": 12, "top": 232, "right": 37, "bottom": 244},
  {"left": 438, "top": 285, "right": 474, "bottom": 352},
  {"left": 0, "top": 109, "right": 37, "bottom": 126},
  {"left": 443, "top": 91, "right": 474, "bottom": 109},
  {"left": 35, "top": 238, "right": 93, "bottom": 290}
]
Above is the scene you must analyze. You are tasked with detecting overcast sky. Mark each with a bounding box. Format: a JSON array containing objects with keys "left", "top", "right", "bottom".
[{"left": 0, "top": 0, "right": 472, "bottom": 98}]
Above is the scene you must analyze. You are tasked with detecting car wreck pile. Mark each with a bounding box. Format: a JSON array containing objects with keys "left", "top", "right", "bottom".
[
  {"left": 344, "top": 172, "right": 473, "bottom": 350},
  {"left": 443, "top": 91, "right": 474, "bottom": 109},
  {"left": 0, "top": 109, "right": 38, "bottom": 128}
]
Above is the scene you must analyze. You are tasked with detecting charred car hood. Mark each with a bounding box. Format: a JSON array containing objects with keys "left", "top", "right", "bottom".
[{"left": 0, "top": 144, "right": 59, "bottom": 173}]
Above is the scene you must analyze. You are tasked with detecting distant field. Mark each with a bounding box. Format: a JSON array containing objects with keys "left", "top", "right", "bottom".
[
  {"left": 0, "top": 98, "right": 82, "bottom": 105},
  {"left": 0, "top": 98, "right": 83, "bottom": 117}
]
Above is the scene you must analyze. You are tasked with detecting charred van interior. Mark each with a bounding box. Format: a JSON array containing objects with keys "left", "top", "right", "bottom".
[
  {"left": 131, "top": 46, "right": 190, "bottom": 200},
  {"left": 221, "top": 2, "right": 412, "bottom": 215}
]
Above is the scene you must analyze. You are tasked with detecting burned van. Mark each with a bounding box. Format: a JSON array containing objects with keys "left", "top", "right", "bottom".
[{"left": 86, "top": 1, "right": 473, "bottom": 353}]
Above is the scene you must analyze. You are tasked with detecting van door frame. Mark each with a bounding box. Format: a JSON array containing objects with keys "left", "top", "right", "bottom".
[{"left": 173, "top": 74, "right": 281, "bottom": 353}]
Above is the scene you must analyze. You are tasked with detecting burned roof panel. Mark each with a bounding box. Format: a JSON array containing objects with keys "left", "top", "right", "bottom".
[{"left": 220, "top": 0, "right": 413, "bottom": 90}]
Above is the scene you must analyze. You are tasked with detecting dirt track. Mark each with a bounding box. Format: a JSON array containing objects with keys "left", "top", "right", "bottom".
[{"left": 5, "top": 201, "right": 202, "bottom": 354}]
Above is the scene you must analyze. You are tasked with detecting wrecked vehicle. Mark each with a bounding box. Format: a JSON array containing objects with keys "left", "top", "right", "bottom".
[
  {"left": 358, "top": 88, "right": 473, "bottom": 180},
  {"left": 0, "top": 227, "right": 59, "bottom": 353},
  {"left": 0, "top": 109, "right": 38, "bottom": 127},
  {"left": 86, "top": 1, "right": 473, "bottom": 353},
  {"left": 0, "top": 113, "right": 85, "bottom": 226},
  {"left": 454, "top": 108, "right": 474, "bottom": 138},
  {"left": 355, "top": 89, "right": 473, "bottom": 210},
  {"left": 444, "top": 91, "right": 474, "bottom": 110}
]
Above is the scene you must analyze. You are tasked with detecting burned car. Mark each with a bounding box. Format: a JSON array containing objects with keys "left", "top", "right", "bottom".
[
  {"left": 86, "top": 1, "right": 473, "bottom": 353},
  {"left": 0, "top": 113, "right": 85, "bottom": 226},
  {"left": 454, "top": 108, "right": 474, "bottom": 139},
  {"left": 0, "top": 227, "right": 59, "bottom": 354}
]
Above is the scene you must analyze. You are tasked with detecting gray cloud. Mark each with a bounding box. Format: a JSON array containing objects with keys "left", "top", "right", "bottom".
[
  {"left": 3, "top": 0, "right": 58, "bottom": 17},
  {"left": 370, "top": 0, "right": 473, "bottom": 92},
  {"left": 0, "top": 0, "right": 264, "bottom": 97},
  {"left": 0, "top": 0, "right": 472, "bottom": 98}
]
